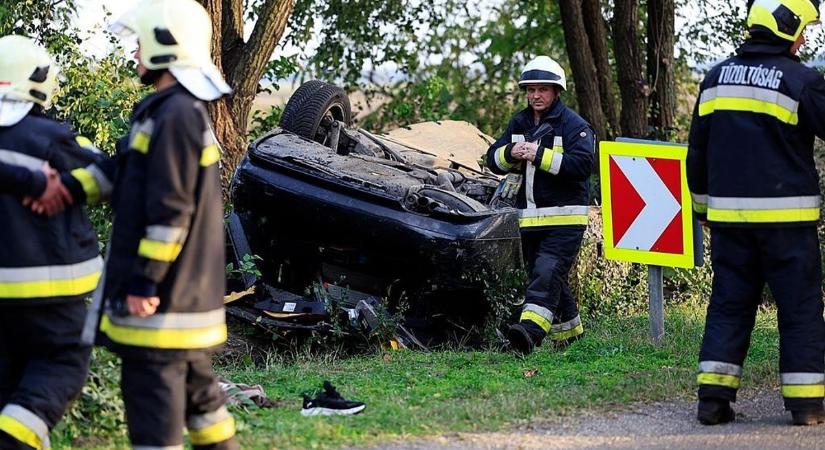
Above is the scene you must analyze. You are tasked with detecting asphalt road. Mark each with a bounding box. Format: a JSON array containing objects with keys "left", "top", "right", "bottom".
[{"left": 360, "top": 390, "right": 825, "bottom": 450}]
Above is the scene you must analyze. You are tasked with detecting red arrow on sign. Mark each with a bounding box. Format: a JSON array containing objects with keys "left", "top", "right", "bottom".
[{"left": 609, "top": 155, "right": 683, "bottom": 254}]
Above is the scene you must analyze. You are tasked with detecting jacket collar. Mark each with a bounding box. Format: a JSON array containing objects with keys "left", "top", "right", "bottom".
[
  {"left": 737, "top": 37, "right": 799, "bottom": 62},
  {"left": 132, "top": 83, "right": 191, "bottom": 120}
]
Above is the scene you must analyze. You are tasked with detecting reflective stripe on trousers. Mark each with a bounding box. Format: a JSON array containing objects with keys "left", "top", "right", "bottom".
[
  {"left": 550, "top": 315, "right": 584, "bottom": 341},
  {"left": 781, "top": 372, "right": 825, "bottom": 398},
  {"left": 100, "top": 308, "right": 227, "bottom": 349},
  {"left": 697, "top": 361, "right": 742, "bottom": 389},
  {"left": 705, "top": 195, "right": 821, "bottom": 223},
  {"left": 0, "top": 404, "right": 51, "bottom": 449},
  {"left": 187, "top": 406, "right": 236, "bottom": 445},
  {"left": 520, "top": 303, "right": 553, "bottom": 334},
  {"left": 0, "top": 256, "right": 102, "bottom": 299}
]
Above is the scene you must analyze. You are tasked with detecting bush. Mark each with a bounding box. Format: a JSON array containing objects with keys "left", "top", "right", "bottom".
[{"left": 54, "top": 349, "right": 126, "bottom": 447}]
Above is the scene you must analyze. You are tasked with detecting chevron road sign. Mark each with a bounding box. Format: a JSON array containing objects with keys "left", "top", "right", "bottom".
[
  {"left": 599, "top": 140, "right": 696, "bottom": 269},
  {"left": 599, "top": 139, "right": 701, "bottom": 344}
]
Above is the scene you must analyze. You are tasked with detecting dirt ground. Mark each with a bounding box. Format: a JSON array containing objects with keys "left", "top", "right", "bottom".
[{"left": 358, "top": 389, "right": 825, "bottom": 450}]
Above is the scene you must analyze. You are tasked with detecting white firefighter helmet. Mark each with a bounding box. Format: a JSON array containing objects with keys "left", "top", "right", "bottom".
[
  {"left": 111, "top": 0, "right": 231, "bottom": 101},
  {"left": 518, "top": 56, "right": 566, "bottom": 91},
  {"left": 0, "top": 35, "right": 59, "bottom": 107}
]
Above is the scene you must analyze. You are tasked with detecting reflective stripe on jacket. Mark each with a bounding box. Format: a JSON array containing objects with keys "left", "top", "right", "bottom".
[
  {"left": 687, "top": 39, "right": 825, "bottom": 226},
  {"left": 485, "top": 99, "right": 595, "bottom": 230},
  {"left": 0, "top": 111, "right": 103, "bottom": 304}
]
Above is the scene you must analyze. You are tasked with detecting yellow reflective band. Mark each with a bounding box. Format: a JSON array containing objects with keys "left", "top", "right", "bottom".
[
  {"left": 100, "top": 315, "right": 228, "bottom": 349},
  {"left": 520, "top": 310, "right": 552, "bottom": 333},
  {"left": 188, "top": 417, "right": 235, "bottom": 445},
  {"left": 131, "top": 132, "right": 150, "bottom": 154},
  {"left": 200, "top": 144, "right": 221, "bottom": 167},
  {"left": 0, "top": 415, "right": 43, "bottom": 450},
  {"left": 518, "top": 215, "right": 588, "bottom": 228},
  {"left": 75, "top": 135, "right": 95, "bottom": 150},
  {"left": 694, "top": 203, "right": 707, "bottom": 214},
  {"left": 551, "top": 323, "right": 584, "bottom": 341},
  {"left": 0, "top": 271, "right": 100, "bottom": 299},
  {"left": 538, "top": 149, "right": 554, "bottom": 172},
  {"left": 782, "top": 384, "right": 825, "bottom": 398},
  {"left": 138, "top": 239, "right": 183, "bottom": 262},
  {"left": 707, "top": 207, "right": 820, "bottom": 223},
  {"left": 697, "top": 373, "right": 741, "bottom": 389},
  {"left": 698, "top": 97, "right": 798, "bottom": 125},
  {"left": 496, "top": 146, "right": 514, "bottom": 170},
  {"left": 70, "top": 168, "right": 100, "bottom": 204}
]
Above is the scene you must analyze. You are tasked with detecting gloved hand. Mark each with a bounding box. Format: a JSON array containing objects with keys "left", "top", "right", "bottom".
[{"left": 500, "top": 173, "right": 523, "bottom": 201}]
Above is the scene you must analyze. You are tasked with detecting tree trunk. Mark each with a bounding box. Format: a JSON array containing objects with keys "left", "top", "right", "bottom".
[
  {"left": 558, "top": 0, "right": 608, "bottom": 144},
  {"left": 612, "top": 0, "right": 649, "bottom": 138},
  {"left": 581, "top": 0, "right": 620, "bottom": 139},
  {"left": 199, "top": 0, "right": 295, "bottom": 185},
  {"left": 646, "top": 0, "right": 675, "bottom": 139}
]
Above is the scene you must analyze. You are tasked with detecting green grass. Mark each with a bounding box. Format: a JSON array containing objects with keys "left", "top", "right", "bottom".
[
  {"left": 60, "top": 301, "right": 782, "bottom": 449},
  {"left": 224, "top": 301, "right": 780, "bottom": 450}
]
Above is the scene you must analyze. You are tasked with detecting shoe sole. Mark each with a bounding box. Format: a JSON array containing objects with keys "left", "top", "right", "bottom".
[
  {"left": 792, "top": 415, "right": 825, "bottom": 426},
  {"left": 697, "top": 409, "right": 735, "bottom": 426},
  {"left": 301, "top": 405, "right": 366, "bottom": 416}
]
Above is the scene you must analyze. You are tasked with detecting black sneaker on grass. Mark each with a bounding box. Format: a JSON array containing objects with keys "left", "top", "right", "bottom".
[{"left": 301, "top": 381, "right": 366, "bottom": 416}]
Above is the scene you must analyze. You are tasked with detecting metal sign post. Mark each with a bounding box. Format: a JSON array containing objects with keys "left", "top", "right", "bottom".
[{"left": 648, "top": 265, "right": 664, "bottom": 344}]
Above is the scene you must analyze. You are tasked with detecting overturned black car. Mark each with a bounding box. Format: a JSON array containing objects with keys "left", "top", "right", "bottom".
[{"left": 226, "top": 81, "right": 523, "bottom": 346}]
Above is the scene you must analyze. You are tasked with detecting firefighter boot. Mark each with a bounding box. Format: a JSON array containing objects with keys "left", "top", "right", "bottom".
[
  {"left": 697, "top": 399, "right": 735, "bottom": 425},
  {"left": 792, "top": 406, "right": 825, "bottom": 426},
  {"left": 507, "top": 322, "right": 544, "bottom": 355}
]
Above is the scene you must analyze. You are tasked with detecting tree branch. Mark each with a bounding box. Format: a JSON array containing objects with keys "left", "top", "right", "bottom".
[
  {"left": 230, "top": 0, "right": 294, "bottom": 95},
  {"left": 221, "top": 0, "right": 245, "bottom": 73}
]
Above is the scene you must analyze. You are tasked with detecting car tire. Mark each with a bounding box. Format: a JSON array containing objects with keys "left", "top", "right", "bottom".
[{"left": 279, "top": 80, "right": 352, "bottom": 144}]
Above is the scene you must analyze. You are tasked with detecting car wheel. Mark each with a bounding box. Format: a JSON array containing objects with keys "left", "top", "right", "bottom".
[{"left": 279, "top": 80, "right": 352, "bottom": 146}]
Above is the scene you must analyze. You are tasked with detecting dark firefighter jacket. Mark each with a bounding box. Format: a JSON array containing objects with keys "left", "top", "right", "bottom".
[
  {"left": 486, "top": 98, "right": 595, "bottom": 230},
  {"left": 687, "top": 37, "right": 825, "bottom": 226},
  {"left": 0, "top": 111, "right": 103, "bottom": 305},
  {"left": 90, "top": 84, "right": 227, "bottom": 359}
]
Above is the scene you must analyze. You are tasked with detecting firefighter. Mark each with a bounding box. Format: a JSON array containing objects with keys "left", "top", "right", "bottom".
[
  {"left": 85, "top": 0, "right": 238, "bottom": 448},
  {"left": 486, "top": 56, "right": 595, "bottom": 354},
  {"left": 688, "top": 0, "right": 825, "bottom": 426},
  {"left": 0, "top": 35, "right": 108, "bottom": 450}
]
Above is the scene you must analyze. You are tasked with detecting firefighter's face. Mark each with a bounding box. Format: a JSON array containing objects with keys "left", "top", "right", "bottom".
[
  {"left": 790, "top": 31, "right": 806, "bottom": 56},
  {"left": 134, "top": 45, "right": 147, "bottom": 77},
  {"left": 525, "top": 85, "right": 557, "bottom": 113}
]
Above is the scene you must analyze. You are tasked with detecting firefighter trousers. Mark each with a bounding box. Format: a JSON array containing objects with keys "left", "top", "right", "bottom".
[
  {"left": 0, "top": 302, "right": 91, "bottom": 450},
  {"left": 121, "top": 356, "right": 238, "bottom": 450},
  {"left": 698, "top": 226, "right": 825, "bottom": 411},
  {"left": 518, "top": 226, "right": 585, "bottom": 342}
]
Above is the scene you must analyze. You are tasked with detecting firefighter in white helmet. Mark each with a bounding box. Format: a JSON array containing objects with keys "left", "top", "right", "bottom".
[
  {"left": 81, "top": 0, "right": 237, "bottom": 448},
  {"left": 0, "top": 35, "right": 110, "bottom": 450},
  {"left": 486, "top": 55, "right": 595, "bottom": 354}
]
